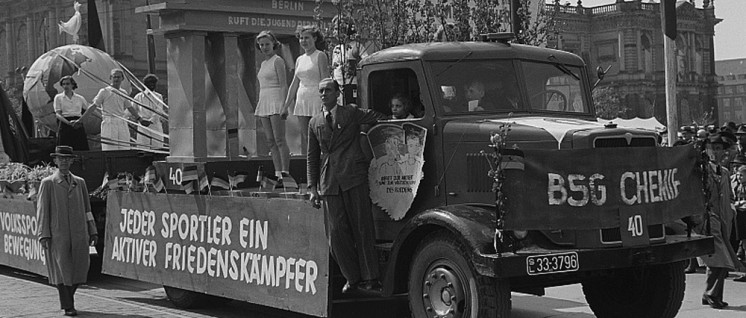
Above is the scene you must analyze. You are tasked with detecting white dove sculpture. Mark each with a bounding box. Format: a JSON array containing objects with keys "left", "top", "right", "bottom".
[{"left": 58, "top": 1, "right": 82, "bottom": 42}]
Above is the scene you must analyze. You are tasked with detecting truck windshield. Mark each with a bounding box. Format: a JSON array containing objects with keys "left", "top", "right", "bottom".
[
  {"left": 430, "top": 60, "right": 521, "bottom": 114},
  {"left": 521, "top": 61, "right": 588, "bottom": 113}
]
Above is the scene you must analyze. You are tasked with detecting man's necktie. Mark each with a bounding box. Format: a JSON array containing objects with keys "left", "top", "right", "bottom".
[{"left": 325, "top": 112, "right": 333, "bottom": 130}]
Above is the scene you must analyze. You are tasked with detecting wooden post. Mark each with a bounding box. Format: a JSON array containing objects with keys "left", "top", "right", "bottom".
[
  {"left": 661, "top": 2, "right": 677, "bottom": 145},
  {"left": 165, "top": 31, "right": 207, "bottom": 162},
  {"left": 223, "top": 34, "right": 240, "bottom": 159}
]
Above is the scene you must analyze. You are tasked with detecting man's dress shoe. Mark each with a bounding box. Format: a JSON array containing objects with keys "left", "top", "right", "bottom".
[
  {"left": 342, "top": 280, "right": 382, "bottom": 296},
  {"left": 702, "top": 295, "right": 728, "bottom": 309}
]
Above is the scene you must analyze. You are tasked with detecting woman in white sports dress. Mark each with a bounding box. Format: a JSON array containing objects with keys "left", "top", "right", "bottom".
[
  {"left": 255, "top": 30, "right": 290, "bottom": 178},
  {"left": 284, "top": 25, "right": 329, "bottom": 155}
]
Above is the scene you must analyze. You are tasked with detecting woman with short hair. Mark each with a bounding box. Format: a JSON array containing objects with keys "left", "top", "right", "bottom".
[
  {"left": 284, "top": 25, "right": 329, "bottom": 155},
  {"left": 255, "top": 30, "right": 290, "bottom": 178},
  {"left": 53, "top": 76, "right": 89, "bottom": 150}
]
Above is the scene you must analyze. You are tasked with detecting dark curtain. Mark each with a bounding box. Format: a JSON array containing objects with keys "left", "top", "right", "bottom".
[
  {"left": 87, "top": 0, "right": 106, "bottom": 51},
  {"left": 0, "top": 85, "right": 29, "bottom": 163}
]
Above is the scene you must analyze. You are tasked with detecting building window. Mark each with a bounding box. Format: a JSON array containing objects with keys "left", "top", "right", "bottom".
[
  {"left": 728, "top": 75, "right": 736, "bottom": 80},
  {"left": 718, "top": 86, "right": 725, "bottom": 94},
  {"left": 0, "top": 29, "right": 6, "bottom": 78},
  {"left": 16, "top": 24, "right": 27, "bottom": 68},
  {"left": 596, "top": 42, "right": 616, "bottom": 61},
  {"left": 641, "top": 33, "right": 653, "bottom": 73},
  {"left": 726, "top": 86, "right": 735, "bottom": 95},
  {"left": 739, "top": 74, "right": 746, "bottom": 80},
  {"left": 724, "top": 98, "right": 731, "bottom": 110},
  {"left": 738, "top": 85, "right": 746, "bottom": 94}
]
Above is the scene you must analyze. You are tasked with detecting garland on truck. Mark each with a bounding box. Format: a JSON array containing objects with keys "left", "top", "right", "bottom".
[{"left": 486, "top": 122, "right": 512, "bottom": 255}]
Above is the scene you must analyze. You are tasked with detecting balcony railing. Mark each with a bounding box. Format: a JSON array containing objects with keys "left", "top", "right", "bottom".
[{"left": 545, "top": 1, "right": 662, "bottom": 16}]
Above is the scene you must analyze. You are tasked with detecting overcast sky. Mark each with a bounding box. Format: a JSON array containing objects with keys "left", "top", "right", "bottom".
[{"left": 547, "top": 0, "right": 745, "bottom": 61}]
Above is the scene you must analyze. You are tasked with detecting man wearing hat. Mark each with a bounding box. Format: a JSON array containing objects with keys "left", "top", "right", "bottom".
[
  {"left": 673, "top": 126, "right": 695, "bottom": 146},
  {"left": 36, "top": 146, "right": 98, "bottom": 316},
  {"left": 696, "top": 134, "right": 742, "bottom": 309}
]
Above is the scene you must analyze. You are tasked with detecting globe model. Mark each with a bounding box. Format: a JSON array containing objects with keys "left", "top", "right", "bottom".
[{"left": 23, "top": 44, "right": 132, "bottom": 135}]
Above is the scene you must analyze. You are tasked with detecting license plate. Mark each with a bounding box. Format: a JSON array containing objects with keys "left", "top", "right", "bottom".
[{"left": 526, "top": 252, "right": 579, "bottom": 275}]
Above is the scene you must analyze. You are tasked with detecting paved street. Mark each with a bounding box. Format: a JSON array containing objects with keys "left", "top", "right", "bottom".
[{"left": 1, "top": 255, "right": 746, "bottom": 317}]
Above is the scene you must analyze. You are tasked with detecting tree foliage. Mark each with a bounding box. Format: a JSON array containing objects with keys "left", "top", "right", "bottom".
[
  {"left": 593, "top": 85, "right": 629, "bottom": 119},
  {"left": 515, "top": 0, "right": 562, "bottom": 46},
  {"left": 314, "top": 0, "right": 560, "bottom": 51}
]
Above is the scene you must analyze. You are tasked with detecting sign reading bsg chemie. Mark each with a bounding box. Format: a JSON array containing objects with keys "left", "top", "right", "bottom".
[
  {"left": 103, "top": 192, "right": 329, "bottom": 317},
  {"left": 502, "top": 146, "right": 704, "bottom": 232},
  {"left": 0, "top": 197, "right": 47, "bottom": 276}
]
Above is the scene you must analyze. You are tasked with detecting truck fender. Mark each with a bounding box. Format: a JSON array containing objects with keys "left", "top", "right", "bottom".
[{"left": 383, "top": 204, "right": 497, "bottom": 295}]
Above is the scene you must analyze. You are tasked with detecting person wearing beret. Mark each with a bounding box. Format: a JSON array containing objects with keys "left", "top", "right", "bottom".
[
  {"left": 697, "top": 134, "right": 743, "bottom": 309},
  {"left": 36, "top": 146, "right": 98, "bottom": 316}
]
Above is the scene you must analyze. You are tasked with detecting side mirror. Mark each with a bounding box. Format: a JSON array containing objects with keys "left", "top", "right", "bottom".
[
  {"left": 596, "top": 66, "right": 606, "bottom": 80},
  {"left": 592, "top": 65, "right": 613, "bottom": 90}
]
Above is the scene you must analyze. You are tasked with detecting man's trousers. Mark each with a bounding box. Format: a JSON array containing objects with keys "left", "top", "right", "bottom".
[
  {"left": 56, "top": 284, "right": 78, "bottom": 310},
  {"left": 323, "top": 183, "right": 379, "bottom": 283},
  {"left": 704, "top": 267, "right": 728, "bottom": 301}
]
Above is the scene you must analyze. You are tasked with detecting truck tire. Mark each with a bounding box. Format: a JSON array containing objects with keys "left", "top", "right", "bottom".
[
  {"left": 163, "top": 286, "right": 216, "bottom": 309},
  {"left": 408, "top": 232, "right": 511, "bottom": 318},
  {"left": 582, "top": 261, "right": 685, "bottom": 318}
]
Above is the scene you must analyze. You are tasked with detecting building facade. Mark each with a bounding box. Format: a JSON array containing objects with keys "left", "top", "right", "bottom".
[
  {"left": 550, "top": 0, "right": 720, "bottom": 125},
  {"left": 1, "top": 0, "right": 724, "bottom": 142},
  {"left": 715, "top": 59, "right": 746, "bottom": 123},
  {"left": 0, "top": 0, "right": 168, "bottom": 95}
]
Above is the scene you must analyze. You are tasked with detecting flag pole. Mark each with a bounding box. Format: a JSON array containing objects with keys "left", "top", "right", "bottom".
[{"left": 661, "top": 0, "right": 678, "bottom": 145}]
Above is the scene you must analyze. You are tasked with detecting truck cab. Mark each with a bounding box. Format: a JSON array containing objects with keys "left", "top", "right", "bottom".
[{"left": 356, "top": 40, "right": 712, "bottom": 318}]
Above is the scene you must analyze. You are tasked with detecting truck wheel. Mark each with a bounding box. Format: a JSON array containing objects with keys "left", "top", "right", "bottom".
[
  {"left": 163, "top": 286, "right": 213, "bottom": 309},
  {"left": 408, "top": 232, "right": 511, "bottom": 318},
  {"left": 582, "top": 261, "right": 685, "bottom": 318}
]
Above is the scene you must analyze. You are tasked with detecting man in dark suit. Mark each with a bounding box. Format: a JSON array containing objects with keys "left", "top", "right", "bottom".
[{"left": 308, "top": 78, "right": 387, "bottom": 295}]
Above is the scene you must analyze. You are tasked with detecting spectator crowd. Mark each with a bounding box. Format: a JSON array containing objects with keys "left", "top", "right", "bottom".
[{"left": 671, "top": 121, "right": 746, "bottom": 309}]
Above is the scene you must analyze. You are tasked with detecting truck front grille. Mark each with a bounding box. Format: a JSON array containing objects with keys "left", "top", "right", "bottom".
[
  {"left": 594, "top": 136, "right": 657, "bottom": 148},
  {"left": 466, "top": 152, "right": 493, "bottom": 192}
]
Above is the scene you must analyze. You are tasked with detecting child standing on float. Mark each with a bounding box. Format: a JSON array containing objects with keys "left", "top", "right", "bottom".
[{"left": 284, "top": 25, "right": 329, "bottom": 155}]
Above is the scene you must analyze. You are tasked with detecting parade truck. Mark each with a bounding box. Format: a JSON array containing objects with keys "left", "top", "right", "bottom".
[{"left": 99, "top": 35, "right": 713, "bottom": 318}]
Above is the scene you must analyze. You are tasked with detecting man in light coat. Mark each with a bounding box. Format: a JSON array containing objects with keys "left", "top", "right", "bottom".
[
  {"left": 90, "top": 69, "right": 144, "bottom": 150},
  {"left": 37, "top": 146, "right": 98, "bottom": 316}
]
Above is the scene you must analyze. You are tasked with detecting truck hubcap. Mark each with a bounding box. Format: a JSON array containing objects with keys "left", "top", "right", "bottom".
[{"left": 422, "top": 266, "right": 465, "bottom": 317}]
